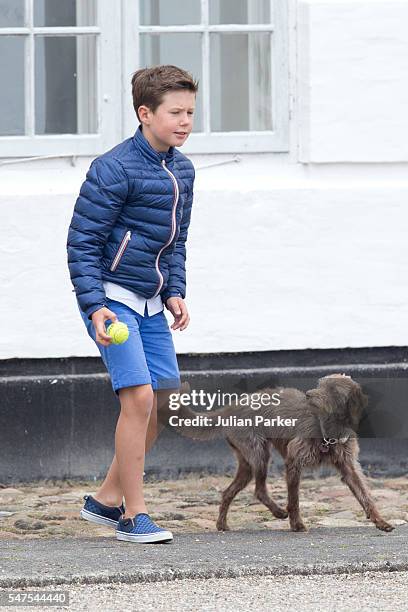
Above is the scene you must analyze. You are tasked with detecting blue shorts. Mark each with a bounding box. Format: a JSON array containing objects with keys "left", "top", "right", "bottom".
[{"left": 78, "top": 298, "right": 181, "bottom": 396}]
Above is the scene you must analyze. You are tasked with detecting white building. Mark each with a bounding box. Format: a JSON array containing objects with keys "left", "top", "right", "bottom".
[{"left": 0, "top": 0, "right": 407, "bottom": 360}]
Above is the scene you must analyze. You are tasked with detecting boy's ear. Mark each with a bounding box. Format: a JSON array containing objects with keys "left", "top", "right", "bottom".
[{"left": 138, "top": 105, "right": 152, "bottom": 123}]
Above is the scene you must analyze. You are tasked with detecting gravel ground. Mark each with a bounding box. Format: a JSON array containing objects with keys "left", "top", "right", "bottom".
[
  {"left": 0, "top": 474, "right": 407, "bottom": 539},
  {"left": 1, "top": 571, "right": 408, "bottom": 612}
]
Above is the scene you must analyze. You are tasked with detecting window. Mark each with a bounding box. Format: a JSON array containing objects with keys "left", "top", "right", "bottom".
[
  {"left": 0, "top": 0, "right": 289, "bottom": 158},
  {"left": 0, "top": 0, "right": 121, "bottom": 157},
  {"left": 126, "top": 0, "right": 289, "bottom": 153}
]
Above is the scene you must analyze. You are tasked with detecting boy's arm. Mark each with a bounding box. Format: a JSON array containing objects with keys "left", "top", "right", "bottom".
[
  {"left": 160, "top": 170, "right": 195, "bottom": 304},
  {"left": 67, "top": 156, "right": 128, "bottom": 319}
]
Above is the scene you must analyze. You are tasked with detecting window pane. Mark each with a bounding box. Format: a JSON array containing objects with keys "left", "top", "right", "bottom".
[
  {"left": 140, "top": 34, "right": 202, "bottom": 132},
  {"left": 210, "top": 33, "right": 272, "bottom": 132},
  {"left": 0, "top": 36, "right": 25, "bottom": 135},
  {"left": 0, "top": 0, "right": 24, "bottom": 27},
  {"left": 140, "top": 0, "right": 200, "bottom": 25},
  {"left": 210, "top": 0, "right": 270, "bottom": 24},
  {"left": 35, "top": 35, "right": 97, "bottom": 134},
  {"left": 34, "top": 0, "right": 96, "bottom": 27}
]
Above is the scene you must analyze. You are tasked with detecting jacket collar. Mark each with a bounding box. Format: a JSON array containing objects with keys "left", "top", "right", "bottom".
[{"left": 132, "top": 124, "right": 175, "bottom": 166}]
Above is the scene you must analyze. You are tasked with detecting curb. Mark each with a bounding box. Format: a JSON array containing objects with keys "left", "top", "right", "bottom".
[{"left": 1, "top": 561, "right": 408, "bottom": 589}]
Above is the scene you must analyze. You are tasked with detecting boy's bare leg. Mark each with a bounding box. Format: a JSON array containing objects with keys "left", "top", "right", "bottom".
[
  {"left": 114, "top": 384, "right": 154, "bottom": 517},
  {"left": 93, "top": 454, "right": 122, "bottom": 507},
  {"left": 94, "top": 388, "right": 176, "bottom": 509},
  {"left": 144, "top": 391, "right": 159, "bottom": 453}
]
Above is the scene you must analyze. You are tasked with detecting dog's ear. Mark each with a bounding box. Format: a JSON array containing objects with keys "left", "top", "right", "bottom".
[
  {"left": 347, "top": 385, "right": 368, "bottom": 424},
  {"left": 328, "top": 378, "right": 368, "bottom": 419}
]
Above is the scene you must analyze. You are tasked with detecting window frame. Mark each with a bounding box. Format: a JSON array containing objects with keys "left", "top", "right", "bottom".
[
  {"left": 0, "top": 0, "right": 122, "bottom": 158},
  {"left": 0, "top": 0, "right": 289, "bottom": 158},
  {"left": 123, "top": 0, "right": 289, "bottom": 154}
]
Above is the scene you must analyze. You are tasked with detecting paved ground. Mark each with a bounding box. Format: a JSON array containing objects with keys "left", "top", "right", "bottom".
[{"left": 1, "top": 524, "right": 408, "bottom": 588}]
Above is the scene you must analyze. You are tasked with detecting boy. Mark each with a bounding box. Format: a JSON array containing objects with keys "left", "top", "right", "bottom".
[{"left": 66, "top": 65, "right": 198, "bottom": 544}]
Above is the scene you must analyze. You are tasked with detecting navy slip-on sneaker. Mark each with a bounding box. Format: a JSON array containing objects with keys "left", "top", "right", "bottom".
[
  {"left": 80, "top": 495, "right": 125, "bottom": 528},
  {"left": 116, "top": 513, "right": 173, "bottom": 544}
]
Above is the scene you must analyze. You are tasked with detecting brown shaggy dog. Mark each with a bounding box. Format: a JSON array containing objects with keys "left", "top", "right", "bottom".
[{"left": 168, "top": 374, "right": 394, "bottom": 533}]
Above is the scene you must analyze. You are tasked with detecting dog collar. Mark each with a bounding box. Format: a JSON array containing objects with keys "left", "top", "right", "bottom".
[{"left": 320, "top": 437, "right": 337, "bottom": 453}]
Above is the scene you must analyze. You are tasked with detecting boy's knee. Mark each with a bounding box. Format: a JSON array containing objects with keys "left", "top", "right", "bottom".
[{"left": 119, "top": 384, "right": 154, "bottom": 418}]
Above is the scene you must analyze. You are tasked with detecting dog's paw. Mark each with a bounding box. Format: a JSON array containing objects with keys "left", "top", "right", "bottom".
[
  {"left": 273, "top": 507, "right": 289, "bottom": 520},
  {"left": 290, "top": 521, "right": 308, "bottom": 532},
  {"left": 375, "top": 520, "right": 395, "bottom": 532}
]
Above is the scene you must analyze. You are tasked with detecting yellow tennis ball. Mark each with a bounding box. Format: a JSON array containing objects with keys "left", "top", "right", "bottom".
[{"left": 106, "top": 321, "right": 129, "bottom": 345}]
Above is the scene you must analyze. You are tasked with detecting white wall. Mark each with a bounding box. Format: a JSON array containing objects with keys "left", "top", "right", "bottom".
[
  {"left": 1, "top": 0, "right": 407, "bottom": 359},
  {"left": 297, "top": 0, "right": 408, "bottom": 162}
]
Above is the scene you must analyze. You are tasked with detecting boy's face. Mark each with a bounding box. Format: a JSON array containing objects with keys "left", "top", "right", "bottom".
[{"left": 138, "top": 90, "right": 196, "bottom": 152}]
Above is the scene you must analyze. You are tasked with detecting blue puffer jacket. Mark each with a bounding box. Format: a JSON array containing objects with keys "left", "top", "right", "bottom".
[{"left": 67, "top": 125, "right": 195, "bottom": 319}]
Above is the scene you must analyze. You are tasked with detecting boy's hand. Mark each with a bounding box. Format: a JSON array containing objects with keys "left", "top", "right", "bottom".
[
  {"left": 166, "top": 297, "right": 190, "bottom": 331},
  {"left": 91, "top": 307, "right": 118, "bottom": 346}
]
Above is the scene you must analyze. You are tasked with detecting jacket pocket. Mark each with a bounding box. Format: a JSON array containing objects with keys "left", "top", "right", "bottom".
[{"left": 110, "top": 230, "right": 132, "bottom": 272}]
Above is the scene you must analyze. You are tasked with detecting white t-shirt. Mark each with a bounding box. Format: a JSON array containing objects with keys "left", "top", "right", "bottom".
[{"left": 103, "top": 281, "right": 164, "bottom": 317}]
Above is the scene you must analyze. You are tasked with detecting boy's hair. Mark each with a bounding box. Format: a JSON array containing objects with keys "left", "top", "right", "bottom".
[{"left": 131, "top": 65, "right": 199, "bottom": 121}]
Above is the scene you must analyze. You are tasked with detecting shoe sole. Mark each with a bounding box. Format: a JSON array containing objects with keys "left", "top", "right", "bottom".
[
  {"left": 116, "top": 530, "right": 173, "bottom": 544},
  {"left": 80, "top": 508, "right": 119, "bottom": 528}
]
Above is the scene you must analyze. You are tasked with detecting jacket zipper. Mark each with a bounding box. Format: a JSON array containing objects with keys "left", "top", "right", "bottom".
[
  {"left": 110, "top": 230, "right": 131, "bottom": 272},
  {"left": 153, "top": 159, "right": 180, "bottom": 297}
]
